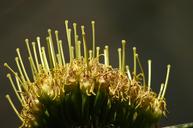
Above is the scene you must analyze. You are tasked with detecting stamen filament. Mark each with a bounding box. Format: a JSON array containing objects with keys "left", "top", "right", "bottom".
[
  {"left": 36, "top": 37, "right": 44, "bottom": 66},
  {"left": 118, "top": 48, "right": 122, "bottom": 71},
  {"left": 126, "top": 65, "right": 132, "bottom": 80},
  {"left": 65, "top": 20, "right": 69, "bottom": 37},
  {"left": 55, "top": 30, "right": 61, "bottom": 59},
  {"left": 59, "top": 40, "right": 65, "bottom": 65},
  {"left": 15, "top": 74, "right": 26, "bottom": 104},
  {"left": 121, "top": 40, "right": 126, "bottom": 73},
  {"left": 89, "top": 50, "right": 93, "bottom": 60},
  {"left": 46, "top": 37, "right": 53, "bottom": 68},
  {"left": 68, "top": 29, "right": 72, "bottom": 63},
  {"left": 91, "top": 21, "right": 96, "bottom": 58},
  {"left": 65, "top": 20, "right": 72, "bottom": 63},
  {"left": 73, "top": 23, "right": 77, "bottom": 40},
  {"left": 104, "top": 45, "right": 109, "bottom": 66},
  {"left": 96, "top": 46, "right": 100, "bottom": 59},
  {"left": 161, "top": 64, "right": 171, "bottom": 99},
  {"left": 25, "top": 39, "right": 37, "bottom": 73},
  {"left": 4, "top": 63, "right": 15, "bottom": 75},
  {"left": 28, "top": 57, "right": 36, "bottom": 80},
  {"left": 158, "top": 83, "right": 164, "bottom": 99},
  {"left": 15, "top": 73, "right": 22, "bottom": 92},
  {"left": 81, "top": 26, "right": 88, "bottom": 66},
  {"left": 32, "top": 42, "right": 40, "bottom": 72},
  {"left": 48, "top": 29, "right": 56, "bottom": 64},
  {"left": 7, "top": 74, "right": 23, "bottom": 105},
  {"left": 47, "top": 37, "right": 56, "bottom": 67},
  {"left": 77, "top": 41, "right": 82, "bottom": 59},
  {"left": 42, "top": 47, "right": 50, "bottom": 73},
  {"left": 73, "top": 23, "right": 78, "bottom": 58},
  {"left": 71, "top": 46, "right": 74, "bottom": 60},
  {"left": 56, "top": 54, "right": 62, "bottom": 66},
  {"left": 75, "top": 35, "right": 79, "bottom": 58},
  {"left": 16, "top": 48, "right": 30, "bottom": 82},
  {"left": 104, "top": 48, "right": 107, "bottom": 65},
  {"left": 133, "top": 47, "right": 137, "bottom": 77},
  {"left": 15, "top": 57, "right": 26, "bottom": 82},
  {"left": 4, "top": 63, "right": 23, "bottom": 84},
  {"left": 5, "top": 94, "right": 23, "bottom": 121},
  {"left": 148, "top": 59, "right": 152, "bottom": 91}
]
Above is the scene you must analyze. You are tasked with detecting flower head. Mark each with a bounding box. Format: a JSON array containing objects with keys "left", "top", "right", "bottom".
[{"left": 4, "top": 20, "right": 171, "bottom": 128}]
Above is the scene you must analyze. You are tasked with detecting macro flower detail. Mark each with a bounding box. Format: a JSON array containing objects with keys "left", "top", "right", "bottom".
[{"left": 4, "top": 20, "right": 171, "bottom": 128}]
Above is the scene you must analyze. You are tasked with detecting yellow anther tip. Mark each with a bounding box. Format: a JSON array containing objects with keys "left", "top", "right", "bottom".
[
  {"left": 16, "top": 48, "right": 20, "bottom": 52},
  {"left": 118, "top": 48, "right": 121, "bottom": 51},
  {"left": 5, "top": 94, "right": 9, "bottom": 99},
  {"left": 6, "top": 73, "right": 11, "bottom": 78},
  {"left": 81, "top": 26, "right": 85, "bottom": 34},
  {"left": 4, "top": 63, "right": 8, "bottom": 67},
  {"left": 167, "top": 64, "right": 171, "bottom": 68},
  {"left": 48, "top": 29, "right": 51, "bottom": 33},
  {"left": 91, "top": 21, "right": 95, "bottom": 24},
  {"left": 122, "top": 40, "right": 126, "bottom": 43},
  {"left": 81, "top": 25, "right": 85, "bottom": 29},
  {"left": 25, "top": 38, "right": 29, "bottom": 42}
]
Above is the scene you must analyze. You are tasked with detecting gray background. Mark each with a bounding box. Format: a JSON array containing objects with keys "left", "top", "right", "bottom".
[{"left": 0, "top": 0, "right": 193, "bottom": 127}]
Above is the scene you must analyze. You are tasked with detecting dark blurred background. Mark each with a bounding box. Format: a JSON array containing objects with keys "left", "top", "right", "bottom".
[{"left": 1, "top": 0, "right": 193, "bottom": 127}]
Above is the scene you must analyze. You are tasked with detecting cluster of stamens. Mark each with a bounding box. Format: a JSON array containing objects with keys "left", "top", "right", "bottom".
[{"left": 4, "top": 20, "right": 171, "bottom": 128}]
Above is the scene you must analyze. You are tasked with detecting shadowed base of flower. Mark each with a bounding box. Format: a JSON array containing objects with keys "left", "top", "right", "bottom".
[{"left": 27, "top": 85, "right": 160, "bottom": 128}]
